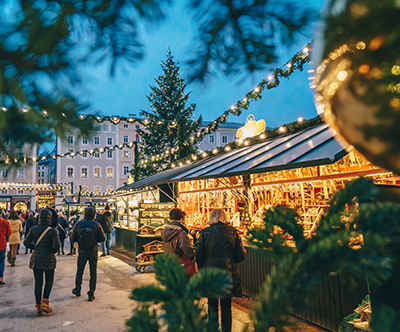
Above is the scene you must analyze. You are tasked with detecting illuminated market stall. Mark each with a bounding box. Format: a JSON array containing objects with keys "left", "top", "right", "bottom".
[
  {"left": 110, "top": 184, "right": 175, "bottom": 251},
  {"left": 114, "top": 121, "right": 398, "bottom": 330}
]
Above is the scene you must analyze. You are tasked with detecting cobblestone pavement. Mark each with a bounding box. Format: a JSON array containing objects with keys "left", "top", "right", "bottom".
[{"left": 0, "top": 242, "right": 326, "bottom": 332}]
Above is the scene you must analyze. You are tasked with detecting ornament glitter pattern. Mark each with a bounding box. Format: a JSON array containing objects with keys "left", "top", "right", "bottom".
[{"left": 313, "top": 0, "right": 400, "bottom": 175}]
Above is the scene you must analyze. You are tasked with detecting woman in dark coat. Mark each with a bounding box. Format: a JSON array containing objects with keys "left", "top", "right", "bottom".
[
  {"left": 196, "top": 209, "right": 246, "bottom": 332},
  {"left": 24, "top": 208, "right": 60, "bottom": 316},
  {"left": 161, "top": 208, "right": 194, "bottom": 262}
]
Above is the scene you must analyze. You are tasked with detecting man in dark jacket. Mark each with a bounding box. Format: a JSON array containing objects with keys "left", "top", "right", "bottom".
[
  {"left": 97, "top": 205, "right": 114, "bottom": 256},
  {"left": 24, "top": 211, "right": 36, "bottom": 254},
  {"left": 71, "top": 206, "right": 105, "bottom": 302}
]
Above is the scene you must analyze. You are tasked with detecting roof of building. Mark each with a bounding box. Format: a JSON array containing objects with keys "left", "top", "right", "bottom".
[
  {"left": 116, "top": 123, "right": 350, "bottom": 192},
  {"left": 200, "top": 121, "right": 243, "bottom": 129}
]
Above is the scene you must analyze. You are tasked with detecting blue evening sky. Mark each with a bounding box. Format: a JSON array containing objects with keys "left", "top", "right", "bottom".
[{"left": 77, "top": 0, "right": 326, "bottom": 128}]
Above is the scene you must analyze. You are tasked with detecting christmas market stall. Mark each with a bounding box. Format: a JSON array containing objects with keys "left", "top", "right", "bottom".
[
  {"left": 110, "top": 183, "right": 175, "bottom": 252},
  {"left": 127, "top": 121, "right": 399, "bottom": 331},
  {"left": 36, "top": 190, "right": 56, "bottom": 210}
]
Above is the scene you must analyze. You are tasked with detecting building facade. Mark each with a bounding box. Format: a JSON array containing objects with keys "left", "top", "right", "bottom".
[
  {"left": 197, "top": 121, "right": 242, "bottom": 151},
  {"left": 0, "top": 144, "right": 38, "bottom": 212},
  {"left": 55, "top": 122, "right": 120, "bottom": 206}
]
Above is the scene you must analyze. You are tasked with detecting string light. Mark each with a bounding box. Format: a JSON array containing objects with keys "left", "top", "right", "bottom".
[{"left": 2, "top": 44, "right": 311, "bottom": 167}]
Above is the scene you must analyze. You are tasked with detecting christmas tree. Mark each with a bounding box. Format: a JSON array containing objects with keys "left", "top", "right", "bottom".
[{"left": 138, "top": 50, "right": 202, "bottom": 177}]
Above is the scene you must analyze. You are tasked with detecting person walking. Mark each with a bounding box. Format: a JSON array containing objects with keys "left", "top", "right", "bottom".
[
  {"left": 195, "top": 209, "right": 246, "bottom": 332},
  {"left": 67, "top": 211, "right": 78, "bottom": 255},
  {"left": 24, "top": 211, "right": 36, "bottom": 254},
  {"left": 24, "top": 208, "right": 60, "bottom": 316},
  {"left": 0, "top": 210, "right": 12, "bottom": 285},
  {"left": 71, "top": 206, "right": 105, "bottom": 302},
  {"left": 8, "top": 211, "right": 23, "bottom": 266},
  {"left": 98, "top": 205, "right": 114, "bottom": 256},
  {"left": 57, "top": 212, "right": 68, "bottom": 255},
  {"left": 161, "top": 208, "right": 194, "bottom": 262}
]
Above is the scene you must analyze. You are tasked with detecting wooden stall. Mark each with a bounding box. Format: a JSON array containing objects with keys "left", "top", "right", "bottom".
[{"left": 120, "top": 123, "right": 398, "bottom": 330}]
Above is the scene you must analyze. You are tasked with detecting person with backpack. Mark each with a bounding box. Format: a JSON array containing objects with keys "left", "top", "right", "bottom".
[
  {"left": 71, "top": 206, "right": 105, "bottom": 302},
  {"left": 97, "top": 205, "right": 114, "bottom": 256},
  {"left": 23, "top": 208, "right": 60, "bottom": 316}
]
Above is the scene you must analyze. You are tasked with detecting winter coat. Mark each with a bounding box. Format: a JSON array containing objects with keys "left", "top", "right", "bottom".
[
  {"left": 24, "top": 217, "right": 36, "bottom": 236},
  {"left": 0, "top": 217, "right": 11, "bottom": 251},
  {"left": 8, "top": 219, "right": 23, "bottom": 245},
  {"left": 161, "top": 221, "right": 194, "bottom": 261},
  {"left": 57, "top": 217, "right": 68, "bottom": 240},
  {"left": 24, "top": 225, "right": 60, "bottom": 270},
  {"left": 196, "top": 222, "right": 246, "bottom": 297},
  {"left": 98, "top": 211, "right": 114, "bottom": 233},
  {"left": 71, "top": 219, "right": 105, "bottom": 253}
]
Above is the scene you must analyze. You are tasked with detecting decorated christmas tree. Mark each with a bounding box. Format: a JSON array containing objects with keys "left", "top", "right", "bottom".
[{"left": 138, "top": 50, "right": 202, "bottom": 177}]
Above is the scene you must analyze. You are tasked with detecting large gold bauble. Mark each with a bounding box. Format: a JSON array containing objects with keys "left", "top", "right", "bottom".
[{"left": 313, "top": 0, "right": 400, "bottom": 175}]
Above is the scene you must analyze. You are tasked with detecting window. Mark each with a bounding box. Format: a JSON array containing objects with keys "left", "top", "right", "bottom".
[
  {"left": 5, "top": 139, "right": 10, "bottom": 146},
  {"left": 123, "top": 166, "right": 130, "bottom": 176},
  {"left": 68, "top": 148, "right": 73, "bottom": 154},
  {"left": 123, "top": 124, "right": 129, "bottom": 129},
  {"left": 102, "top": 124, "right": 108, "bottom": 131},
  {"left": 135, "top": 124, "right": 141, "bottom": 130},
  {"left": 94, "top": 152, "right": 100, "bottom": 158},
  {"left": 94, "top": 137, "right": 100, "bottom": 145},
  {"left": 135, "top": 137, "right": 140, "bottom": 143},
  {"left": 107, "top": 168, "right": 113, "bottom": 178},
  {"left": 17, "top": 190, "right": 23, "bottom": 194},
  {"left": 68, "top": 136, "right": 74, "bottom": 144},
  {"left": 94, "top": 167, "right": 100, "bottom": 178},
  {"left": 123, "top": 135, "right": 129, "bottom": 143},
  {"left": 17, "top": 152, "right": 24, "bottom": 160},
  {"left": 82, "top": 136, "right": 88, "bottom": 144},
  {"left": 81, "top": 187, "right": 88, "bottom": 194},
  {"left": 67, "top": 167, "right": 74, "bottom": 178},
  {"left": 94, "top": 187, "right": 100, "bottom": 195},
  {"left": 1, "top": 190, "right": 7, "bottom": 194},
  {"left": 82, "top": 151, "right": 88, "bottom": 158},
  {"left": 222, "top": 136, "right": 228, "bottom": 144},
  {"left": 107, "top": 137, "right": 113, "bottom": 145},
  {"left": 209, "top": 135, "right": 215, "bottom": 143},
  {"left": 107, "top": 150, "right": 113, "bottom": 159},
  {"left": 107, "top": 187, "right": 113, "bottom": 193},
  {"left": 17, "top": 168, "right": 25, "bottom": 179},
  {"left": 81, "top": 167, "right": 88, "bottom": 178},
  {"left": 1, "top": 168, "right": 9, "bottom": 179},
  {"left": 123, "top": 151, "right": 129, "bottom": 158}
]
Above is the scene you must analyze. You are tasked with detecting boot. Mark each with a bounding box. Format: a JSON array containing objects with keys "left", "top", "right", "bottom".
[
  {"left": 35, "top": 304, "right": 42, "bottom": 316},
  {"left": 10, "top": 257, "right": 16, "bottom": 267},
  {"left": 40, "top": 298, "right": 52, "bottom": 314}
]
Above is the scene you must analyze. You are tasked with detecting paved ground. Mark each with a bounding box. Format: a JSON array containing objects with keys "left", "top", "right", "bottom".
[
  {"left": 1, "top": 241, "right": 326, "bottom": 332},
  {"left": 0, "top": 241, "right": 252, "bottom": 332}
]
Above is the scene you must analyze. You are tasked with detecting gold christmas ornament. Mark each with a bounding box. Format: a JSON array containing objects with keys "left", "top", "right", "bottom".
[{"left": 313, "top": 0, "right": 400, "bottom": 175}]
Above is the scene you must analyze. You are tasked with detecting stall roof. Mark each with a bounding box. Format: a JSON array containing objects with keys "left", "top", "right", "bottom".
[{"left": 117, "top": 123, "right": 349, "bottom": 191}]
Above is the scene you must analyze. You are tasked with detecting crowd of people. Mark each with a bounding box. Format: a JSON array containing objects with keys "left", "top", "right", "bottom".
[{"left": 0, "top": 205, "right": 245, "bottom": 332}]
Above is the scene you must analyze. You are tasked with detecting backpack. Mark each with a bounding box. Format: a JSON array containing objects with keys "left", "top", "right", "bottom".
[{"left": 77, "top": 226, "right": 97, "bottom": 251}]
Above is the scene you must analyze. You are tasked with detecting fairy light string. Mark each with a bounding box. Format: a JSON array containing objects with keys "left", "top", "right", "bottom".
[{"left": 1, "top": 44, "right": 310, "bottom": 166}]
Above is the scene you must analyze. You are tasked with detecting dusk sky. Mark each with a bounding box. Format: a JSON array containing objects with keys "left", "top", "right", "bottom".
[{"left": 77, "top": 0, "right": 326, "bottom": 129}]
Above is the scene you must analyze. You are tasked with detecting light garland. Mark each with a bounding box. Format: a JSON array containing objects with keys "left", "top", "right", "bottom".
[
  {"left": 140, "top": 116, "right": 323, "bottom": 171},
  {"left": 0, "top": 182, "right": 78, "bottom": 192},
  {"left": 140, "top": 44, "right": 311, "bottom": 168},
  {"left": 1, "top": 43, "right": 310, "bottom": 166}
]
